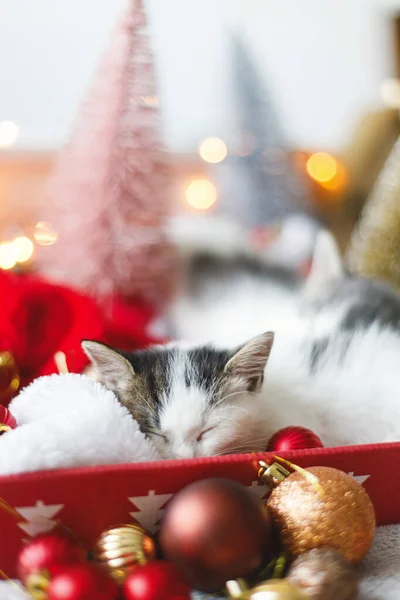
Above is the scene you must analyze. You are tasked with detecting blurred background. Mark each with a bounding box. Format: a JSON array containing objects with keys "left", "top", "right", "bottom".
[{"left": 2, "top": 0, "right": 400, "bottom": 269}]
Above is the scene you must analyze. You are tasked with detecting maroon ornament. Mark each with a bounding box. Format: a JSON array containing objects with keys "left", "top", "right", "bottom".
[
  {"left": 159, "top": 478, "right": 271, "bottom": 593},
  {"left": 0, "top": 405, "right": 17, "bottom": 433},
  {"left": 267, "top": 426, "right": 323, "bottom": 452},
  {"left": 17, "top": 532, "right": 86, "bottom": 585},
  {"left": 47, "top": 564, "right": 118, "bottom": 600},
  {"left": 124, "top": 560, "right": 191, "bottom": 600}
]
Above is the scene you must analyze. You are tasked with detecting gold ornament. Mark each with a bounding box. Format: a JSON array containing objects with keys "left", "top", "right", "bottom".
[
  {"left": 26, "top": 572, "right": 50, "bottom": 600},
  {"left": 266, "top": 465, "right": 375, "bottom": 564},
  {"left": 0, "top": 351, "right": 20, "bottom": 402},
  {"left": 93, "top": 524, "right": 156, "bottom": 584},
  {"left": 226, "top": 578, "right": 307, "bottom": 599}
]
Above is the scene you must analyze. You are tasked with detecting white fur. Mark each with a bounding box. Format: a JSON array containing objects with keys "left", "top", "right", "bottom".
[
  {"left": 0, "top": 374, "right": 159, "bottom": 475},
  {"left": 166, "top": 221, "right": 400, "bottom": 450},
  {"left": 259, "top": 324, "right": 400, "bottom": 446}
]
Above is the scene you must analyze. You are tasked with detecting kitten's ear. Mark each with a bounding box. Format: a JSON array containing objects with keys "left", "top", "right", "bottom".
[
  {"left": 224, "top": 332, "right": 274, "bottom": 390},
  {"left": 303, "top": 230, "right": 343, "bottom": 298},
  {"left": 81, "top": 340, "right": 135, "bottom": 393}
]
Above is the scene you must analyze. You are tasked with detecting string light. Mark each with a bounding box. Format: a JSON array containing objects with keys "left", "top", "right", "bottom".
[
  {"left": 306, "top": 152, "right": 338, "bottom": 183},
  {"left": 33, "top": 221, "right": 58, "bottom": 246},
  {"left": 12, "top": 236, "right": 34, "bottom": 263},
  {"left": 0, "top": 121, "right": 19, "bottom": 147},
  {"left": 186, "top": 179, "right": 217, "bottom": 210},
  {"left": 199, "top": 138, "right": 227, "bottom": 163},
  {"left": 0, "top": 242, "right": 18, "bottom": 270}
]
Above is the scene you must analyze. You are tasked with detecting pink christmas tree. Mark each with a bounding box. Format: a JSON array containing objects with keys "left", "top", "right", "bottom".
[{"left": 38, "top": 0, "right": 177, "bottom": 306}]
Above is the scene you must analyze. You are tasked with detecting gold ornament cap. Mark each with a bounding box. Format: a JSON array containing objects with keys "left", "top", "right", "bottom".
[
  {"left": 26, "top": 572, "right": 50, "bottom": 600},
  {"left": 258, "top": 460, "right": 290, "bottom": 488},
  {"left": 94, "top": 524, "right": 156, "bottom": 585}
]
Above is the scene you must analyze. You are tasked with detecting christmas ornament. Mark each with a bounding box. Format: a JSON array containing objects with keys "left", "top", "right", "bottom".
[
  {"left": 159, "top": 478, "right": 271, "bottom": 593},
  {"left": 0, "top": 404, "right": 17, "bottom": 433},
  {"left": 47, "top": 564, "right": 118, "bottom": 600},
  {"left": 265, "top": 464, "right": 375, "bottom": 563},
  {"left": 226, "top": 578, "right": 307, "bottom": 599},
  {"left": 17, "top": 532, "right": 86, "bottom": 588},
  {"left": 267, "top": 426, "right": 323, "bottom": 452},
  {"left": 287, "top": 548, "right": 359, "bottom": 600},
  {"left": 124, "top": 560, "right": 191, "bottom": 600},
  {"left": 0, "top": 350, "right": 20, "bottom": 404},
  {"left": 94, "top": 524, "right": 156, "bottom": 584}
]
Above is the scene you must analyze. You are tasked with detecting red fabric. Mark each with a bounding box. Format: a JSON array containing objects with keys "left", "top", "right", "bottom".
[
  {"left": 0, "top": 442, "right": 398, "bottom": 578},
  {"left": 0, "top": 271, "right": 161, "bottom": 404}
]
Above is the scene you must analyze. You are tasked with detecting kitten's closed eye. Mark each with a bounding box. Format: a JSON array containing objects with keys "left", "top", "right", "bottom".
[
  {"left": 148, "top": 430, "right": 168, "bottom": 443},
  {"left": 196, "top": 426, "right": 216, "bottom": 442}
]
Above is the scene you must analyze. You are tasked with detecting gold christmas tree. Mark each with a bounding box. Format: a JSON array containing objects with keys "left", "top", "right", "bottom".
[{"left": 349, "top": 135, "right": 400, "bottom": 291}]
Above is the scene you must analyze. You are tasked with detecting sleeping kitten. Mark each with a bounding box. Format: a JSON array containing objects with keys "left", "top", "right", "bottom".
[
  {"left": 84, "top": 226, "right": 400, "bottom": 457},
  {"left": 82, "top": 333, "right": 274, "bottom": 458}
]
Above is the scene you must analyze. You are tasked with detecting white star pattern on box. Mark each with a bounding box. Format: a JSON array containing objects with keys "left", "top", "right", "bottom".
[
  {"left": 348, "top": 472, "right": 370, "bottom": 485},
  {"left": 128, "top": 490, "right": 173, "bottom": 534},
  {"left": 16, "top": 500, "right": 64, "bottom": 537}
]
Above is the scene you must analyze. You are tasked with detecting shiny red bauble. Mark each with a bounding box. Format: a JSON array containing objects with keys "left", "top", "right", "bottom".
[
  {"left": 17, "top": 532, "right": 86, "bottom": 584},
  {"left": 47, "top": 564, "right": 118, "bottom": 600},
  {"left": 159, "top": 478, "right": 271, "bottom": 593},
  {"left": 124, "top": 561, "right": 191, "bottom": 600},
  {"left": 267, "top": 426, "right": 324, "bottom": 452},
  {"left": 0, "top": 405, "right": 17, "bottom": 432}
]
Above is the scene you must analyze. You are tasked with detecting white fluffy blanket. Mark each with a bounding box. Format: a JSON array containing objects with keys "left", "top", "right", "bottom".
[{"left": 0, "top": 373, "right": 160, "bottom": 475}]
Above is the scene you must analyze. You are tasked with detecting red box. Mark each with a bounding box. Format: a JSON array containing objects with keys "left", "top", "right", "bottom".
[{"left": 1, "top": 442, "right": 398, "bottom": 578}]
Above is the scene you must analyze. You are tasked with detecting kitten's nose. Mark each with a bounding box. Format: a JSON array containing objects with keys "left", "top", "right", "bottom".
[{"left": 172, "top": 445, "right": 196, "bottom": 459}]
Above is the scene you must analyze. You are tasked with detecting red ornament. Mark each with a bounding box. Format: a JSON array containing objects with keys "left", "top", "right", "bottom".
[
  {"left": 267, "top": 426, "right": 324, "bottom": 452},
  {"left": 124, "top": 561, "right": 191, "bottom": 600},
  {"left": 159, "top": 478, "right": 271, "bottom": 593},
  {"left": 0, "top": 405, "right": 17, "bottom": 433},
  {"left": 47, "top": 564, "right": 118, "bottom": 600},
  {"left": 17, "top": 532, "right": 86, "bottom": 585}
]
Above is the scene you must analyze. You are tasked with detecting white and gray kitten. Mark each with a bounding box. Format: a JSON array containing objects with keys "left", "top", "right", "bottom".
[
  {"left": 83, "top": 223, "right": 400, "bottom": 457},
  {"left": 82, "top": 332, "right": 274, "bottom": 459}
]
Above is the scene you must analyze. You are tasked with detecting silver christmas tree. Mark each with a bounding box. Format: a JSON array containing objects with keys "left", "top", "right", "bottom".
[{"left": 215, "top": 35, "right": 311, "bottom": 227}]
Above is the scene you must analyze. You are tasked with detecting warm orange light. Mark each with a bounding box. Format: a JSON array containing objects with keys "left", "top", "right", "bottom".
[
  {"left": 0, "top": 242, "right": 18, "bottom": 270},
  {"left": 318, "top": 162, "right": 348, "bottom": 191},
  {"left": 199, "top": 138, "right": 227, "bottom": 164},
  {"left": 186, "top": 179, "right": 217, "bottom": 210},
  {"left": 34, "top": 221, "right": 58, "bottom": 246},
  {"left": 306, "top": 152, "right": 338, "bottom": 183}
]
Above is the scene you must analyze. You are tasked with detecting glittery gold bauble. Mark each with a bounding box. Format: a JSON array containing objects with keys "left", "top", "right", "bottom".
[
  {"left": 226, "top": 578, "right": 307, "bottom": 599},
  {"left": 93, "top": 524, "right": 156, "bottom": 585},
  {"left": 267, "top": 466, "right": 375, "bottom": 563},
  {"left": 287, "top": 548, "right": 359, "bottom": 600}
]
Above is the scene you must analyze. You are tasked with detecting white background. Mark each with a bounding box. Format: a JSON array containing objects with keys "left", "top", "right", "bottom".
[{"left": 0, "top": 0, "right": 399, "bottom": 153}]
